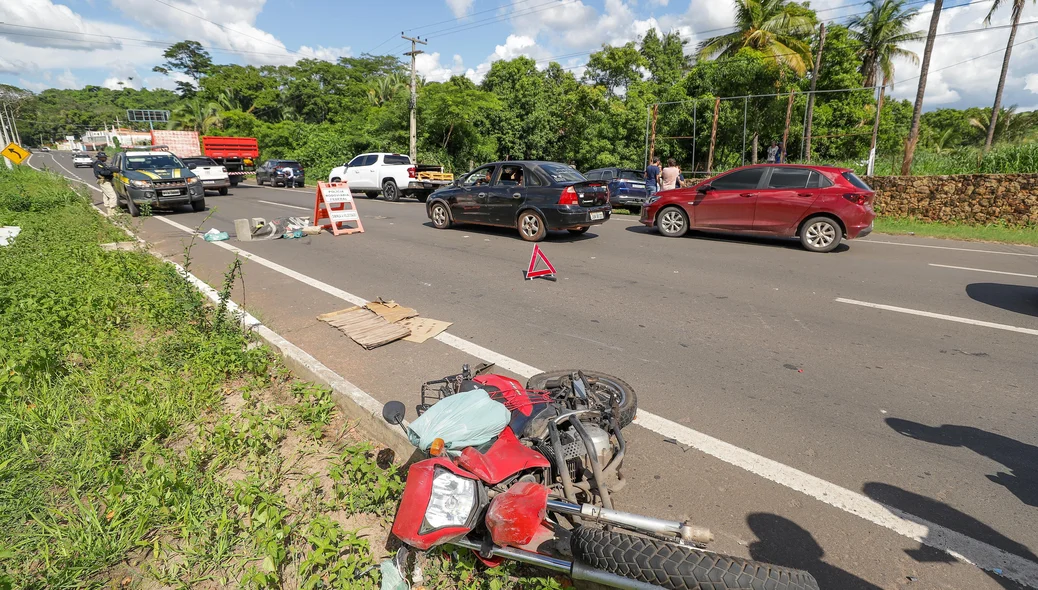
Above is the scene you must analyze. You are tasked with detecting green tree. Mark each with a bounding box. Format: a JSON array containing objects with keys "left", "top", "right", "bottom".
[
  {"left": 152, "top": 41, "right": 214, "bottom": 97},
  {"left": 981, "top": 0, "right": 1036, "bottom": 151},
  {"left": 480, "top": 57, "right": 556, "bottom": 160},
  {"left": 848, "top": 0, "right": 923, "bottom": 88},
  {"left": 639, "top": 30, "right": 690, "bottom": 87},
  {"left": 584, "top": 42, "right": 648, "bottom": 95},
  {"left": 970, "top": 106, "right": 1031, "bottom": 144},
  {"left": 697, "top": 0, "right": 816, "bottom": 75},
  {"left": 420, "top": 76, "right": 501, "bottom": 168}
]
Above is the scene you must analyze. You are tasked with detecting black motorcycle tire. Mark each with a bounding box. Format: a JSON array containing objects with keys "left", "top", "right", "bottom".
[
  {"left": 570, "top": 526, "right": 820, "bottom": 590},
  {"left": 526, "top": 370, "right": 637, "bottom": 428}
]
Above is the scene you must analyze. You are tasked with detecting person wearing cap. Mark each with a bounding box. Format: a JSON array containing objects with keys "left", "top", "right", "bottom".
[{"left": 93, "top": 152, "right": 117, "bottom": 213}]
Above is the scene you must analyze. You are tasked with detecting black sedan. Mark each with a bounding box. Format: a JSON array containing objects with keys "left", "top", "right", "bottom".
[
  {"left": 426, "top": 161, "right": 611, "bottom": 242},
  {"left": 585, "top": 167, "right": 648, "bottom": 210},
  {"left": 256, "top": 159, "right": 305, "bottom": 187}
]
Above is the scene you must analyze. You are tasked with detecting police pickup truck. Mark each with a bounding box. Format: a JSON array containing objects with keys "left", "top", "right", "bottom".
[{"left": 110, "top": 146, "right": 206, "bottom": 217}]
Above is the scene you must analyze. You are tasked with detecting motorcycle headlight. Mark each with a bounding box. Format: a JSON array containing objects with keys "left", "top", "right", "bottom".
[
  {"left": 185, "top": 176, "right": 200, "bottom": 185},
  {"left": 421, "top": 467, "right": 478, "bottom": 533},
  {"left": 129, "top": 179, "right": 151, "bottom": 188}
]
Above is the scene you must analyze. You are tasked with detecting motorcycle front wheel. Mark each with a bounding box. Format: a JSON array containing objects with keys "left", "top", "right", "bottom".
[
  {"left": 526, "top": 370, "right": 637, "bottom": 429},
  {"left": 570, "top": 526, "right": 819, "bottom": 590}
]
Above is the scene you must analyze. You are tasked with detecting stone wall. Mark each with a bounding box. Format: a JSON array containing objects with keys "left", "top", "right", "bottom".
[{"left": 865, "top": 173, "right": 1038, "bottom": 226}]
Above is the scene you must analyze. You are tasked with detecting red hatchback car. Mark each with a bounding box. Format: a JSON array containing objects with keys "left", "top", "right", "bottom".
[{"left": 640, "top": 164, "right": 876, "bottom": 252}]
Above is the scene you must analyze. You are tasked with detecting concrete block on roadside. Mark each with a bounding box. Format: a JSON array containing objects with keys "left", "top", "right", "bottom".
[{"left": 234, "top": 218, "right": 254, "bottom": 242}]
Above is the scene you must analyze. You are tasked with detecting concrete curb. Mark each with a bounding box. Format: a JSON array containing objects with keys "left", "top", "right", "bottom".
[{"left": 27, "top": 157, "right": 415, "bottom": 461}]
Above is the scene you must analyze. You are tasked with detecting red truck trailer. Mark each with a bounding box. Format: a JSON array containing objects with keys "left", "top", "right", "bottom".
[{"left": 201, "top": 136, "right": 259, "bottom": 187}]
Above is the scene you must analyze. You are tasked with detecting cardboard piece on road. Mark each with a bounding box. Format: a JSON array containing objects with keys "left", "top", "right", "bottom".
[
  {"left": 319, "top": 307, "right": 410, "bottom": 350},
  {"left": 2, "top": 143, "right": 30, "bottom": 165},
  {"left": 524, "top": 244, "right": 557, "bottom": 281},
  {"left": 312, "top": 181, "right": 364, "bottom": 236},
  {"left": 365, "top": 300, "right": 418, "bottom": 324},
  {"left": 400, "top": 317, "right": 453, "bottom": 343}
]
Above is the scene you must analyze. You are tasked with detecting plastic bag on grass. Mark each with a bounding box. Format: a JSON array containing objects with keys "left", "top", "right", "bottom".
[{"left": 406, "top": 388, "right": 509, "bottom": 454}]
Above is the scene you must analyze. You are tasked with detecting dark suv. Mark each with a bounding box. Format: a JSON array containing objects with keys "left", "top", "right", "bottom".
[
  {"left": 584, "top": 167, "right": 647, "bottom": 210},
  {"left": 110, "top": 148, "right": 205, "bottom": 217},
  {"left": 257, "top": 159, "right": 305, "bottom": 187}
]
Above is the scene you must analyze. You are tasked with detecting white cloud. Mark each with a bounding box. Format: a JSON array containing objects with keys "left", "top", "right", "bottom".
[
  {"left": 446, "top": 0, "right": 475, "bottom": 18},
  {"left": 648, "top": 0, "right": 670, "bottom": 6},
  {"left": 416, "top": 52, "right": 466, "bottom": 82},
  {"left": 889, "top": 1, "right": 1038, "bottom": 110},
  {"left": 465, "top": 34, "right": 553, "bottom": 82}
]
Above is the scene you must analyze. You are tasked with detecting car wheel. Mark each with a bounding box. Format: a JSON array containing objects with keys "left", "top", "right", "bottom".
[
  {"left": 330, "top": 177, "right": 341, "bottom": 183},
  {"left": 192, "top": 198, "right": 206, "bottom": 212},
  {"left": 800, "top": 216, "right": 842, "bottom": 253},
  {"left": 656, "top": 206, "right": 688, "bottom": 237},
  {"left": 568, "top": 226, "right": 590, "bottom": 235},
  {"left": 383, "top": 179, "right": 400, "bottom": 202},
  {"left": 430, "top": 202, "right": 451, "bottom": 229},
  {"left": 218, "top": 187, "right": 228, "bottom": 196},
  {"left": 518, "top": 210, "right": 547, "bottom": 242},
  {"left": 127, "top": 198, "right": 140, "bottom": 218},
  {"left": 257, "top": 176, "right": 266, "bottom": 186}
]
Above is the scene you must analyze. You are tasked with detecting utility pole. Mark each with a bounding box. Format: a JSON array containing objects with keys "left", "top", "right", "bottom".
[
  {"left": 0, "top": 104, "right": 12, "bottom": 169},
  {"left": 401, "top": 32, "right": 427, "bottom": 164},
  {"left": 804, "top": 22, "right": 826, "bottom": 163}
]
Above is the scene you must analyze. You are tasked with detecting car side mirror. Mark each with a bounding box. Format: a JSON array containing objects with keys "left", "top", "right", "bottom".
[
  {"left": 188, "top": 164, "right": 197, "bottom": 169},
  {"left": 698, "top": 184, "right": 714, "bottom": 193},
  {"left": 382, "top": 401, "right": 406, "bottom": 426}
]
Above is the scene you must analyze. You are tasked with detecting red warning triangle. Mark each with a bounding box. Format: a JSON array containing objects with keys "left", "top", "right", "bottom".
[{"left": 525, "top": 244, "right": 556, "bottom": 280}]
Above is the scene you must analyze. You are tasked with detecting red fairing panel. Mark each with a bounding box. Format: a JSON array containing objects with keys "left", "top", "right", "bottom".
[
  {"left": 486, "top": 481, "right": 551, "bottom": 547},
  {"left": 391, "top": 458, "right": 476, "bottom": 551},
  {"left": 458, "top": 427, "right": 550, "bottom": 485}
]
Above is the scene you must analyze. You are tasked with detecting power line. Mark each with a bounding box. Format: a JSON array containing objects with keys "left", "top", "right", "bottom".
[
  {"left": 409, "top": 0, "right": 541, "bottom": 32},
  {"left": 146, "top": 0, "right": 304, "bottom": 56},
  {"left": 424, "top": 0, "right": 583, "bottom": 38}
]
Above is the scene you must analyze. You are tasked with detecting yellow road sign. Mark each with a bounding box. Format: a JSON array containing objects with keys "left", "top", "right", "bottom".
[{"left": 2, "top": 142, "right": 30, "bottom": 165}]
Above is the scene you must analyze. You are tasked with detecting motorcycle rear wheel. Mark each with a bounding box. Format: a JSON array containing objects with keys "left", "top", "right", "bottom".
[
  {"left": 570, "top": 526, "right": 819, "bottom": 590},
  {"left": 526, "top": 370, "right": 637, "bottom": 428}
]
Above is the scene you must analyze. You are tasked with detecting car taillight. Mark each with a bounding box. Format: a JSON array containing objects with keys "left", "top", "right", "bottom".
[
  {"left": 843, "top": 193, "right": 871, "bottom": 206},
  {"left": 559, "top": 186, "right": 579, "bottom": 205},
  {"left": 408, "top": 166, "right": 417, "bottom": 179},
  {"left": 220, "top": 167, "right": 227, "bottom": 173}
]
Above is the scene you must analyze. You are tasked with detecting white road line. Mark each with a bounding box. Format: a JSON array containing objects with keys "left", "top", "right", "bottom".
[
  {"left": 41, "top": 162, "right": 1038, "bottom": 587},
  {"left": 863, "top": 239, "right": 1038, "bottom": 258},
  {"left": 257, "top": 200, "right": 310, "bottom": 211},
  {"left": 928, "top": 263, "right": 1038, "bottom": 278},
  {"left": 837, "top": 298, "right": 1038, "bottom": 336}
]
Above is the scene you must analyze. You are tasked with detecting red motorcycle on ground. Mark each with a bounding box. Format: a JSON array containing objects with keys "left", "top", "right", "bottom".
[{"left": 382, "top": 364, "right": 819, "bottom": 590}]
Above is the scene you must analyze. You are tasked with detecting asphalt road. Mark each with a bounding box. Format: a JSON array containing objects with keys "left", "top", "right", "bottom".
[{"left": 35, "top": 152, "right": 1038, "bottom": 589}]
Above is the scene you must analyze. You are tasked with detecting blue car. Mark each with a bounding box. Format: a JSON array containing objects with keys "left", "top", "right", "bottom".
[{"left": 584, "top": 167, "right": 647, "bottom": 210}]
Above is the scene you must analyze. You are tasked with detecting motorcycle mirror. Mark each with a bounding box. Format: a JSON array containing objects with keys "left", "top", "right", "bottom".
[{"left": 382, "top": 401, "right": 406, "bottom": 426}]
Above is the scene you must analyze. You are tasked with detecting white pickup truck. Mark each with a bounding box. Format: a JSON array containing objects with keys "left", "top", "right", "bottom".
[{"left": 327, "top": 152, "right": 453, "bottom": 202}]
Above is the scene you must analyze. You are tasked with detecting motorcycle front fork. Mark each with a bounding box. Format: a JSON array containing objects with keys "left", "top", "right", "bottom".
[{"left": 546, "top": 499, "right": 714, "bottom": 545}]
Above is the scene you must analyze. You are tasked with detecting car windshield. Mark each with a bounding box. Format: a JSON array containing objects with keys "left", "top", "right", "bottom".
[
  {"left": 125, "top": 154, "right": 185, "bottom": 170},
  {"left": 278, "top": 161, "right": 303, "bottom": 170},
  {"left": 618, "top": 170, "right": 644, "bottom": 180},
  {"left": 539, "top": 163, "right": 585, "bottom": 184}
]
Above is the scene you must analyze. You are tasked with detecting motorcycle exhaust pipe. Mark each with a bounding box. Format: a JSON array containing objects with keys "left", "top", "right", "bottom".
[
  {"left": 453, "top": 538, "right": 664, "bottom": 590},
  {"left": 546, "top": 500, "right": 714, "bottom": 545}
]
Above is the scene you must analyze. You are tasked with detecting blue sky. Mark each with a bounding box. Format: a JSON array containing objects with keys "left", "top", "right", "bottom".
[{"left": 2, "top": 0, "right": 1037, "bottom": 110}]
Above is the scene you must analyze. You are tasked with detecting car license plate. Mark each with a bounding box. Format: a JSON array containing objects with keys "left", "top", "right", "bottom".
[
  {"left": 632, "top": 183, "right": 644, "bottom": 188},
  {"left": 590, "top": 211, "right": 604, "bottom": 221},
  {"left": 203, "top": 180, "right": 216, "bottom": 184},
  {"left": 161, "top": 189, "right": 180, "bottom": 197}
]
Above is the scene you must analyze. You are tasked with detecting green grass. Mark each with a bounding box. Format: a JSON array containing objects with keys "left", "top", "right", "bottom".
[
  {"left": 874, "top": 216, "right": 1038, "bottom": 246},
  {"left": 827, "top": 143, "right": 1038, "bottom": 177},
  {"left": 0, "top": 165, "right": 565, "bottom": 590}
]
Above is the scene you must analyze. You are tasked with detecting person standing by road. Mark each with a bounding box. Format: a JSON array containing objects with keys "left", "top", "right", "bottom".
[
  {"left": 660, "top": 158, "right": 681, "bottom": 191},
  {"left": 93, "top": 152, "right": 117, "bottom": 213},
  {"left": 767, "top": 141, "right": 779, "bottom": 163},
  {"left": 645, "top": 156, "right": 661, "bottom": 200}
]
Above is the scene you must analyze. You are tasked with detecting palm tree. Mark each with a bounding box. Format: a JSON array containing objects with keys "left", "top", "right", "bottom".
[
  {"left": 168, "top": 99, "right": 223, "bottom": 133},
  {"left": 970, "top": 105, "right": 1030, "bottom": 144},
  {"left": 697, "top": 0, "right": 816, "bottom": 75},
  {"left": 900, "top": 0, "right": 944, "bottom": 175},
  {"left": 367, "top": 73, "right": 406, "bottom": 107},
  {"left": 982, "top": 0, "right": 1035, "bottom": 152},
  {"left": 849, "top": 0, "right": 923, "bottom": 88}
]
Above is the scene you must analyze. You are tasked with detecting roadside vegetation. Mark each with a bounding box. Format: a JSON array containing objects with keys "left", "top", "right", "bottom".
[
  {"left": 873, "top": 216, "right": 1038, "bottom": 246},
  {"left": 0, "top": 166, "right": 562, "bottom": 589}
]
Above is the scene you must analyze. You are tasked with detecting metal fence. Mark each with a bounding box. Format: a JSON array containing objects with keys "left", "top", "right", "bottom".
[{"left": 643, "top": 86, "right": 883, "bottom": 177}]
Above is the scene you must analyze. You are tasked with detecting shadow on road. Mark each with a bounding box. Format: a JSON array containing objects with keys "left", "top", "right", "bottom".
[
  {"left": 863, "top": 482, "right": 1031, "bottom": 590},
  {"left": 420, "top": 222, "right": 600, "bottom": 243},
  {"left": 966, "top": 283, "right": 1038, "bottom": 318},
  {"left": 622, "top": 225, "right": 850, "bottom": 253},
  {"left": 747, "top": 513, "right": 883, "bottom": 589},
  {"left": 886, "top": 418, "right": 1038, "bottom": 508}
]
